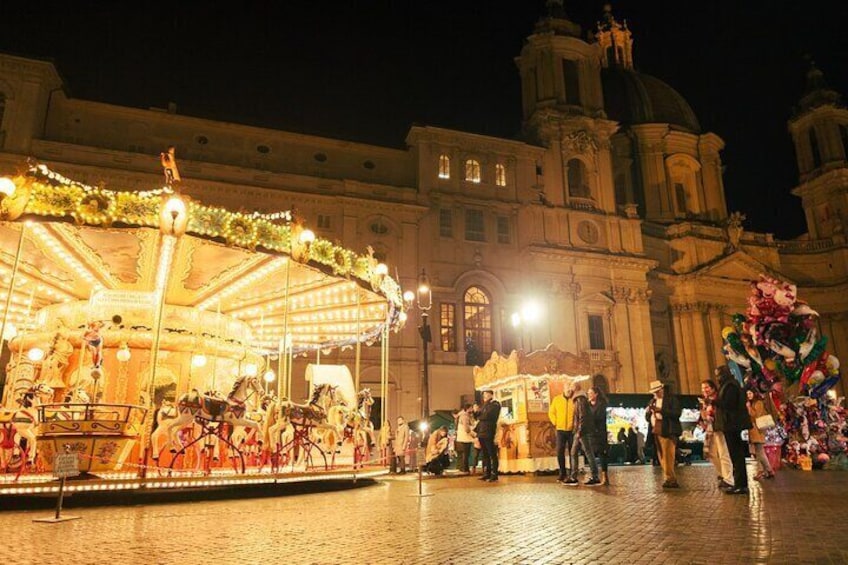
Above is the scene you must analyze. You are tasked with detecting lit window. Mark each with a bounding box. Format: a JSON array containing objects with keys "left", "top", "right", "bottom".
[
  {"left": 439, "top": 155, "right": 450, "bottom": 179},
  {"left": 440, "top": 303, "right": 457, "bottom": 352},
  {"left": 317, "top": 214, "right": 331, "bottom": 229},
  {"left": 464, "top": 286, "right": 492, "bottom": 357},
  {"left": 497, "top": 216, "right": 510, "bottom": 244},
  {"left": 439, "top": 208, "right": 453, "bottom": 238},
  {"left": 495, "top": 163, "right": 506, "bottom": 187},
  {"left": 465, "top": 209, "right": 485, "bottom": 242},
  {"left": 588, "top": 315, "right": 605, "bottom": 350},
  {"left": 465, "top": 159, "right": 481, "bottom": 183}
]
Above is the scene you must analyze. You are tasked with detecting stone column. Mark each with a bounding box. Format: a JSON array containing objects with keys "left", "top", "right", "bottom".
[{"left": 671, "top": 307, "right": 690, "bottom": 393}]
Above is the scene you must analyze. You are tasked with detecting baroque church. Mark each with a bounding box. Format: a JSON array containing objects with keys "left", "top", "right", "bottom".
[{"left": 0, "top": 4, "right": 846, "bottom": 418}]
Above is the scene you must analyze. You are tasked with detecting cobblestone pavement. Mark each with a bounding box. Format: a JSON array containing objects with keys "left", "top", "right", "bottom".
[{"left": 2, "top": 461, "right": 847, "bottom": 565}]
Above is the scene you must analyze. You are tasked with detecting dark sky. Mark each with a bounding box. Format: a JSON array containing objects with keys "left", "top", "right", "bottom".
[{"left": 1, "top": 1, "right": 846, "bottom": 239}]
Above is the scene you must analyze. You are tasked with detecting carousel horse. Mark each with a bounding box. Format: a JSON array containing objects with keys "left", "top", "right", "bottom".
[
  {"left": 229, "top": 395, "right": 273, "bottom": 464},
  {"left": 0, "top": 383, "right": 54, "bottom": 470},
  {"left": 264, "top": 384, "right": 340, "bottom": 465},
  {"left": 150, "top": 375, "right": 265, "bottom": 459},
  {"left": 346, "top": 388, "right": 377, "bottom": 452}
]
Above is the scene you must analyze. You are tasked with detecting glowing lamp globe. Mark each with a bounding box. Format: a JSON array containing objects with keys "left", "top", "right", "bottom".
[
  {"left": 0, "top": 177, "right": 15, "bottom": 197},
  {"left": 375, "top": 263, "right": 388, "bottom": 276},
  {"left": 263, "top": 370, "right": 275, "bottom": 383},
  {"left": 27, "top": 347, "right": 45, "bottom": 362},
  {"left": 2, "top": 323, "right": 17, "bottom": 341},
  {"left": 298, "top": 229, "right": 315, "bottom": 245},
  {"left": 403, "top": 290, "right": 415, "bottom": 303},
  {"left": 245, "top": 363, "right": 258, "bottom": 377},
  {"left": 116, "top": 346, "right": 132, "bottom": 363},
  {"left": 191, "top": 354, "right": 208, "bottom": 368}
]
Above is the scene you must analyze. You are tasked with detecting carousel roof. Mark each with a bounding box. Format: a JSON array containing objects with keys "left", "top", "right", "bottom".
[{"left": 0, "top": 163, "right": 404, "bottom": 354}]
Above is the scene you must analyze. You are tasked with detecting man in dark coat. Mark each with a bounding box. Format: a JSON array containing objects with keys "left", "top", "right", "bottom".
[
  {"left": 715, "top": 365, "right": 751, "bottom": 494},
  {"left": 475, "top": 390, "right": 501, "bottom": 482}
]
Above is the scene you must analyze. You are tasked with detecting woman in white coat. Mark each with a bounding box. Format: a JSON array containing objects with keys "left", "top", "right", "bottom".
[{"left": 393, "top": 416, "right": 410, "bottom": 473}]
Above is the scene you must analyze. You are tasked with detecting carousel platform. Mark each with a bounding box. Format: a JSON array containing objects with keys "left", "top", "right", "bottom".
[{"left": 0, "top": 466, "right": 388, "bottom": 510}]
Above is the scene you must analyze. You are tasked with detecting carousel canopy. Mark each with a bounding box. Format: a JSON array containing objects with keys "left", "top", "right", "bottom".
[
  {"left": 472, "top": 345, "right": 591, "bottom": 390},
  {"left": 0, "top": 163, "right": 404, "bottom": 355}
]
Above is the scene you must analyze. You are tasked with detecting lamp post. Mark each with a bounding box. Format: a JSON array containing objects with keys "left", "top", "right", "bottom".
[{"left": 404, "top": 269, "right": 432, "bottom": 422}]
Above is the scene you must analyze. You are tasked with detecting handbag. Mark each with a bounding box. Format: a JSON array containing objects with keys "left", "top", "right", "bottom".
[{"left": 755, "top": 414, "right": 776, "bottom": 430}]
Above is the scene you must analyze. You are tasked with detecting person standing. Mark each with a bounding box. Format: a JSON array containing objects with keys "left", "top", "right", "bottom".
[
  {"left": 715, "top": 365, "right": 751, "bottom": 495},
  {"left": 746, "top": 389, "right": 775, "bottom": 480},
  {"left": 393, "top": 416, "right": 410, "bottom": 474},
  {"left": 564, "top": 385, "right": 600, "bottom": 486},
  {"left": 700, "top": 378, "right": 733, "bottom": 489},
  {"left": 626, "top": 426, "right": 639, "bottom": 464},
  {"left": 646, "top": 380, "right": 682, "bottom": 489},
  {"left": 589, "top": 385, "right": 610, "bottom": 485},
  {"left": 475, "top": 390, "right": 501, "bottom": 482},
  {"left": 454, "top": 404, "right": 474, "bottom": 474},
  {"left": 617, "top": 427, "right": 629, "bottom": 464},
  {"left": 548, "top": 383, "right": 576, "bottom": 482}
]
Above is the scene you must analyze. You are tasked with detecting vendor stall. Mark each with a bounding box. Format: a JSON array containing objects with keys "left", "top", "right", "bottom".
[{"left": 472, "top": 345, "right": 590, "bottom": 473}]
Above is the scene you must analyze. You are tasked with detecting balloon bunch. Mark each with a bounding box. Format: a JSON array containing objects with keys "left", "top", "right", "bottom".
[{"left": 721, "top": 275, "right": 840, "bottom": 401}]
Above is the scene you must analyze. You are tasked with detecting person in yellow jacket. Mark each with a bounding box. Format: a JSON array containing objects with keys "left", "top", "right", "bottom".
[{"left": 548, "top": 382, "right": 577, "bottom": 482}]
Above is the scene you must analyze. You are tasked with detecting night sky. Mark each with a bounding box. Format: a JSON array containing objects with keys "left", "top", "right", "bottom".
[{"left": 1, "top": 1, "right": 845, "bottom": 239}]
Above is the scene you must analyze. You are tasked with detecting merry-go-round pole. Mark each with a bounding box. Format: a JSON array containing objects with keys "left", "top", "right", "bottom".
[{"left": 0, "top": 222, "right": 27, "bottom": 407}]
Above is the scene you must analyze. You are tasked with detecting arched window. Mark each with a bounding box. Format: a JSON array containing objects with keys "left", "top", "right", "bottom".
[
  {"left": 465, "top": 159, "right": 481, "bottom": 183},
  {"left": 567, "top": 159, "right": 590, "bottom": 198},
  {"left": 809, "top": 128, "right": 822, "bottom": 169},
  {"left": 438, "top": 154, "right": 450, "bottom": 179},
  {"left": 495, "top": 163, "right": 506, "bottom": 187},
  {"left": 464, "top": 286, "right": 492, "bottom": 357}
]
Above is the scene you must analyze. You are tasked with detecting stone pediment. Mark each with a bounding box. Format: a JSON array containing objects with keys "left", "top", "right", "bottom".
[{"left": 676, "top": 251, "right": 788, "bottom": 284}]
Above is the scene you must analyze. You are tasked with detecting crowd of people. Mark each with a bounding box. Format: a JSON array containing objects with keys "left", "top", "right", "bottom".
[{"left": 386, "top": 367, "right": 775, "bottom": 495}]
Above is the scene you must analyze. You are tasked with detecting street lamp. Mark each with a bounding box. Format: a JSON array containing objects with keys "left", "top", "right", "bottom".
[
  {"left": 512, "top": 298, "right": 544, "bottom": 351},
  {"left": 405, "top": 269, "right": 432, "bottom": 421}
]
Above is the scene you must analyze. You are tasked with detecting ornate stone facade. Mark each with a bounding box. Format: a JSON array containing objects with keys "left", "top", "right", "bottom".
[{"left": 0, "top": 5, "right": 846, "bottom": 411}]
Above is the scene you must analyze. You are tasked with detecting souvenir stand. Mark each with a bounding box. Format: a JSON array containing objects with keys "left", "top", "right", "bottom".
[
  {"left": 0, "top": 161, "right": 403, "bottom": 498},
  {"left": 472, "top": 345, "right": 590, "bottom": 473}
]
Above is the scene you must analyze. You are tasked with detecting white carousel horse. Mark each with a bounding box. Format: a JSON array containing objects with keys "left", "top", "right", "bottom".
[
  {"left": 150, "top": 375, "right": 265, "bottom": 458},
  {"left": 263, "top": 384, "right": 340, "bottom": 465},
  {"left": 0, "top": 383, "right": 54, "bottom": 469},
  {"left": 346, "top": 388, "right": 376, "bottom": 452},
  {"left": 229, "top": 395, "right": 272, "bottom": 464}
]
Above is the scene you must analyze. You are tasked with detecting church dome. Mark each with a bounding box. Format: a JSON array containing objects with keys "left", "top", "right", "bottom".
[{"left": 601, "top": 67, "right": 701, "bottom": 133}]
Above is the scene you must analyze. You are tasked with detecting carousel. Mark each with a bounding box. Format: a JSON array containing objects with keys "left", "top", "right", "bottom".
[
  {"left": 0, "top": 158, "right": 402, "bottom": 499},
  {"left": 472, "top": 345, "right": 591, "bottom": 473}
]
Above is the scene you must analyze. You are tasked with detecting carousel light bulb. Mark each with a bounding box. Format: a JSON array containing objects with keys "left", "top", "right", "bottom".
[
  {"left": 0, "top": 177, "right": 16, "bottom": 197},
  {"left": 299, "top": 229, "right": 315, "bottom": 245},
  {"left": 263, "top": 370, "right": 275, "bottom": 383},
  {"left": 191, "top": 354, "right": 208, "bottom": 368},
  {"left": 27, "top": 347, "right": 45, "bottom": 362},
  {"left": 116, "top": 344, "right": 131, "bottom": 363},
  {"left": 375, "top": 263, "right": 388, "bottom": 277},
  {"left": 245, "top": 363, "right": 258, "bottom": 377},
  {"left": 403, "top": 290, "right": 415, "bottom": 303},
  {"left": 2, "top": 323, "right": 17, "bottom": 341}
]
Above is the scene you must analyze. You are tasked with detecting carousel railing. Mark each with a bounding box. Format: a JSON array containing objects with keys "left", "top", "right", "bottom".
[{"left": 37, "top": 404, "right": 147, "bottom": 436}]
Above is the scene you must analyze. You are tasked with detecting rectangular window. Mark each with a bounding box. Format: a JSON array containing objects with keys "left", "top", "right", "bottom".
[
  {"left": 588, "top": 315, "right": 605, "bottom": 350},
  {"left": 317, "top": 214, "right": 331, "bottom": 229},
  {"left": 440, "top": 303, "right": 456, "bottom": 352},
  {"left": 439, "top": 208, "right": 453, "bottom": 237},
  {"left": 438, "top": 154, "right": 450, "bottom": 179},
  {"left": 497, "top": 216, "right": 510, "bottom": 244},
  {"left": 465, "top": 209, "right": 485, "bottom": 242},
  {"left": 563, "top": 59, "right": 581, "bottom": 105}
]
